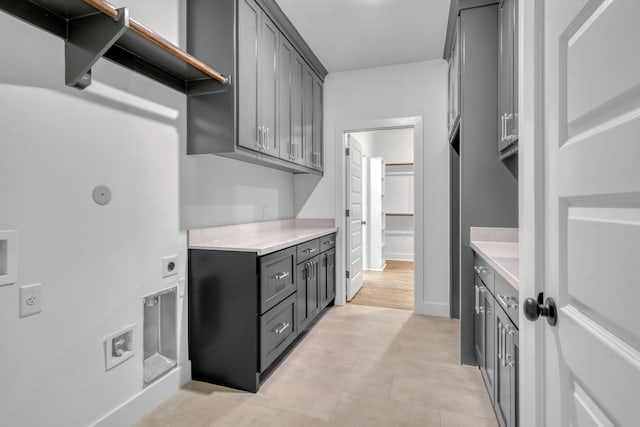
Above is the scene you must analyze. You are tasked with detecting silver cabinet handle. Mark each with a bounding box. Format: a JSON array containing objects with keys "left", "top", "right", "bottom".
[
  {"left": 274, "top": 322, "right": 290, "bottom": 334},
  {"left": 475, "top": 284, "right": 479, "bottom": 314},
  {"left": 505, "top": 325, "right": 518, "bottom": 368},
  {"left": 271, "top": 271, "right": 290, "bottom": 280},
  {"left": 303, "top": 247, "right": 317, "bottom": 254},
  {"left": 323, "top": 240, "right": 335, "bottom": 245},
  {"left": 498, "top": 323, "right": 503, "bottom": 364},
  {"left": 496, "top": 294, "right": 519, "bottom": 310},
  {"left": 257, "top": 126, "right": 261, "bottom": 150},
  {"left": 266, "top": 127, "right": 269, "bottom": 148},
  {"left": 500, "top": 114, "right": 505, "bottom": 142},
  {"left": 474, "top": 266, "right": 480, "bottom": 274}
]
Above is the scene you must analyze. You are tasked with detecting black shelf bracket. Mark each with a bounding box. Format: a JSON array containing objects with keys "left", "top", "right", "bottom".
[{"left": 65, "top": 7, "right": 129, "bottom": 89}]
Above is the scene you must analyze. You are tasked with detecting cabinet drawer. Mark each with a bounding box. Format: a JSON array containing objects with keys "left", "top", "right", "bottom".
[
  {"left": 319, "top": 233, "right": 336, "bottom": 251},
  {"left": 297, "top": 238, "right": 320, "bottom": 263},
  {"left": 259, "top": 293, "right": 297, "bottom": 372},
  {"left": 260, "top": 247, "right": 297, "bottom": 314},
  {"left": 474, "top": 254, "right": 495, "bottom": 293},
  {"left": 495, "top": 273, "right": 519, "bottom": 328}
]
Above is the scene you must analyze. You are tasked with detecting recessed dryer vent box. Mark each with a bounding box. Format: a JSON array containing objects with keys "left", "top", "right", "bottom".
[{"left": 143, "top": 286, "right": 177, "bottom": 386}]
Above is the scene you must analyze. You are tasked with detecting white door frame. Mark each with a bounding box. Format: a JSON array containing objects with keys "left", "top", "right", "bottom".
[
  {"left": 333, "top": 116, "right": 425, "bottom": 314},
  {"left": 519, "top": 0, "right": 545, "bottom": 425}
]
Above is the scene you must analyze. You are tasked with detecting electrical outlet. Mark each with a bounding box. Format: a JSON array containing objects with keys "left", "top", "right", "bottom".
[
  {"left": 19, "top": 283, "right": 42, "bottom": 317},
  {"left": 162, "top": 255, "right": 178, "bottom": 278}
]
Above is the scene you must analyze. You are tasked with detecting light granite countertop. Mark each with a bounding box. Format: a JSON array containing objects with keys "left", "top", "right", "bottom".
[
  {"left": 470, "top": 227, "right": 519, "bottom": 289},
  {"left": 188, "top": 219, "right": 337, "bottom": 256}
]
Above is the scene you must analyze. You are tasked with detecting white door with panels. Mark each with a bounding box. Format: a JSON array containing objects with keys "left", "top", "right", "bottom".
[
  {"left": 522, "top": 0, "right": 640, "bottom": 426},
  {"left": 345, "top": 134, "right": 364, "bottom": 301}
]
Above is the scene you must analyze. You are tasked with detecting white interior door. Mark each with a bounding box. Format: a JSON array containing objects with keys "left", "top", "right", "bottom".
[
  {"left": 346, "top": 134, "right": 364, "bottom": 301},
  {"left": 524, "top": 1, "right": 640, "bottom": 425}
]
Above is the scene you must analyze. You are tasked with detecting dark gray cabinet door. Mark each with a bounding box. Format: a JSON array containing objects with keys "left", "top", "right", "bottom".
[
  {"left": 291, "top": 53, "right": 305, "bottom": 165},
  {"left": 297, "top": 256, "right": 320, "bottom": 332},
  {"left": 278, "top": 35, "right": 293, "bottom": 161},
  {"left": 259, "top": 247, "right": 296, "bottom": 314},
  {"left": 260, "top": 14, "right": 279, "bottom": 157},
  {"left": 474, "top": 277, "right": 485, "bottom": 370},
  {"left": 312, "top": 74, "right": 323, "bottom": 170},
  {"left": 238, "top": 0, "right": 260, "bottom": 152},
  {"left": 303, "top": 65, "right": 314, "bottom": 169},
  {"left": 495, "top": 305, "right": 513, "bottom": 427},
  {"left": 447, "top": 17, "right": 460, "bottom": 137},
  {"left": 483, "top": 288, "right": 495, "bottom": 402},
  {"left": 498, "top": 0, "right": 518, "bottom": 152},
  {"left": 327, "top": 249, "right": 335, "bottom": 301}
]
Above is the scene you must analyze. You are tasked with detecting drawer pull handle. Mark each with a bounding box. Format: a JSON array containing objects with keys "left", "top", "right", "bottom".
[
  {"left": 323, "top": 240, "right": 335, "bottom": 245},
  {"left": 303, "top": 247, "right": 317, "bottom": 254},
  {"left": 497, "top": 294, "right": 519, "bottom": 310},
  {"left": 274, "top": 322, "right": 290, "bottom": 335},
  {"left": 272, "top": 271, "right": 290, "bottom": 280}
]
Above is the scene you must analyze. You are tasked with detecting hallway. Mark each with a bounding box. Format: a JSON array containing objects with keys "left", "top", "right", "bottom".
[
  {"left": 351, "top": 260, "right": 414, "bottom": 310},
  {"left": 135, "top": 304, "right": 496, "bottom": 426}
]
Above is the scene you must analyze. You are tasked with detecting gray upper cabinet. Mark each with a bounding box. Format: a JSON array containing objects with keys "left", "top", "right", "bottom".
[
  {"left": 260, "top": 14, "right": 279, "bottom": 158},
  {"left": 277, "top": 35, "right": 293, "bottom": 161},
  {"left": 238, "top": 0, "right": 260, "bottom": 152},
  {"left": 186, "top": 0, "right": 327, "bottom": 175},
  {"left": 312, "top": 74, "right": 323, "bottom": 170},
  {"left": 291, "top": 52, "right": 305, "bottom": 165},
  {"left": 498, "top": 0, "right": 518, "bottom": 157},
  {"left": 303, "top": 65, "right": 314, "bottom": 169},
  {"left": 447, "top": 17, "right": 461, "bottom": 139}
]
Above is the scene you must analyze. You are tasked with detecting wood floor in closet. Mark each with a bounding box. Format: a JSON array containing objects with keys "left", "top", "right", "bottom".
[{"left": 350, "top": 260, "right": 414, "bottom": 310}]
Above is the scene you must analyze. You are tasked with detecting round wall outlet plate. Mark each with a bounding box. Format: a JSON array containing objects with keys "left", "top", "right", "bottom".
[{"left": 93, "top": 185, "right": 112, "bottom": 206}]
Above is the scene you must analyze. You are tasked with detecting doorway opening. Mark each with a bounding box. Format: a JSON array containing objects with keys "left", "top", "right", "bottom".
[{"left": 346, "top": 127, "right": 415, "bottom": 311}]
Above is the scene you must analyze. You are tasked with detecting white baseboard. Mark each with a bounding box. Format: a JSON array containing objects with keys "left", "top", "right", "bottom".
[
  {"left": 414, "top": 301, "right": 449, "bottom": 317},
  {"left": 385, "top": 252, "right": 414, "bottom": 261},
  {"left": 91, "top": 362, "right": 191, "bottom": 427}
]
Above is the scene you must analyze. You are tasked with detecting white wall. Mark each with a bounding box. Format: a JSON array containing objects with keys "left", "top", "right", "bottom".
[
  {"left": 355, "top": 128, "right": 415, "bottom": 163},
  {"left": 0, "top": 1, "right": 294, "bottom": 426},
  {"left": 295, "top": 59, "right": 449, "bottom": 316}
]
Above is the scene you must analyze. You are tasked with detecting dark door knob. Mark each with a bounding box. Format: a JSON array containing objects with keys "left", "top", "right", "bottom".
[{"left": 523, "top": 293, "right": 558, "bottom": 326}]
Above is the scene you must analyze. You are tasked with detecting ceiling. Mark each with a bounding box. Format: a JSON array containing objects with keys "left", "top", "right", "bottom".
[{"left": 275, "top": 0, "right": 451, "bottom": 73}]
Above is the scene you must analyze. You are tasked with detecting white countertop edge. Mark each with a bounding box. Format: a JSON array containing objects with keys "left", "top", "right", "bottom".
[
  {"left": 189, "top": 227, "right": 338, "bottom": 256},
  {"left": 470, "top": 241, "right": 519, "bottom": 290}
]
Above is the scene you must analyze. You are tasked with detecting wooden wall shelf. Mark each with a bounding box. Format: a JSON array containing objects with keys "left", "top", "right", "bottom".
[
  {"left": 385, "top": 213, "right": 414, "bottom": 217},
  {"left": 385, "top": 162, "right": 415, "bottom": 167},
  {"left": 1, "top": 0, "right": 229, "bottom": 93}
]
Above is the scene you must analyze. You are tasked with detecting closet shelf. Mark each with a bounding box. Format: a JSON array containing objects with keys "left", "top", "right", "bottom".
[
  {"left": 385, "top": 162, "right": 414, "bottom": 167},
  {"left": 386, "top": 213, "right": 414, "bottom": 217},
  {"left": 1, "top": 0, "right": 230, "bottom": 93}
]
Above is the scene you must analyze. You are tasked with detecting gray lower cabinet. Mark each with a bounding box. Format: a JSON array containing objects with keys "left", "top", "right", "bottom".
[
  {"left": 297, "top": 256, "right": 320, "bottom": 332},
  {"left": 188, "top": 233, "right": 336, "bottom": 393},
  {"left": 186, "top": 0, "right": 326, "bottom": 175},
  {"left": 474, "top": 253, "right": 518, "bottom": 427}
]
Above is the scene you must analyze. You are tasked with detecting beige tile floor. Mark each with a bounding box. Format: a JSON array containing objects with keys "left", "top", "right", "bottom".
[{"left": 135, "top": 304, "right": 498, "bottom": 427}]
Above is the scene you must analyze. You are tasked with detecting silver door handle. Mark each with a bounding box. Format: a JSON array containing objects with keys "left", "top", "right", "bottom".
[
  {"left": 272, "top": 271, "right": 290, "bottom": 280},
  {"left": 498, "top": 323, "right": 503, "bottom": 363},
  {"left": 505, "top": 325, "right": 517, "bottom": 368},
  {"left": 274, "top": 322, "right": 290, "bottom": 334},
  {"left": 303, "top": 247, "right": 317, "bottom": 254},
  {"left": 266, "top": 127, "right": 269, "bottom": 148},
  {"left": 323, "top": 240, "right": 335, "bottom": 245},
  {"left": 501, "top": 114, "right": 505, "bottom": 142}
]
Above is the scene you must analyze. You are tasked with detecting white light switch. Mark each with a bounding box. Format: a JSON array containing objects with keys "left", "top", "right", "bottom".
[
  {"left": 178, "top": 277, "right": 185, "bottom": 298},
  {"left": 19, "top": 283, "right": 42, "bottom": 317}
]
